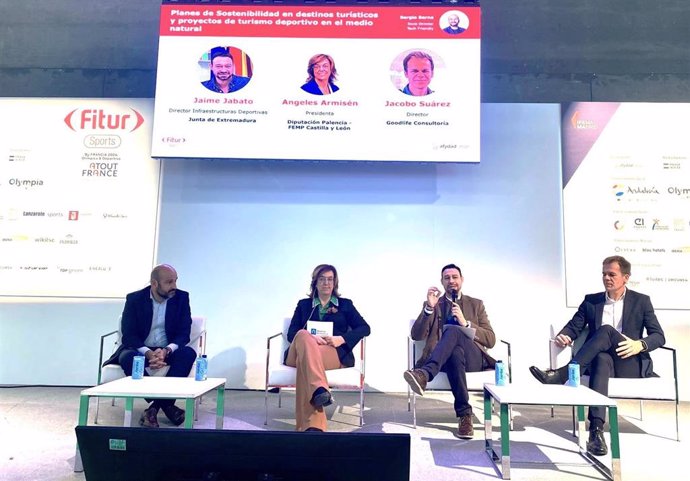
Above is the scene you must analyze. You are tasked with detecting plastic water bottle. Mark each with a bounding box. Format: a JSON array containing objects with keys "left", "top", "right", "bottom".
[
  {"left": 195, "top": 354, "right": 208, "bottom": 381},
  {"left": 568, "top": 360, "right": 580, "bottom": 387},
  {"left": 132, "top": 355, "right": 145, "bottom": 380},
  {"left": 495, "top": 360, "right": 506, "bottom": 386}
]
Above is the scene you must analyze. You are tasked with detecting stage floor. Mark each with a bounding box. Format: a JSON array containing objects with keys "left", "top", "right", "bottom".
[{"left": 1, "top": 386, "right": 687, "bottom": 481}]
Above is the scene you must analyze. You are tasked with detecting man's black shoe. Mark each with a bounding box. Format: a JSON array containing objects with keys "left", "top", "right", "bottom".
[
  {"left": 586, "top": 427, "right": 608, "bottom": 456},
  {"left": 528, "top": 365, "right": 568, "bottom": 385}
]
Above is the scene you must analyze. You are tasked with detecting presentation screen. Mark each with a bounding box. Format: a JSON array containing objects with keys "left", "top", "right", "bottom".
[{"left": 151, "top": 0, "right": 481, "bottom": 162}]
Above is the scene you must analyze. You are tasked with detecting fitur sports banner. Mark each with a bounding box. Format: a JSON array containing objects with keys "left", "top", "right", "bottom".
[
  {"left": 151, "top": 2, "right": 481, "bottom": 162},
  {"left": 562, "top": 102, "right": 690, "bottom": 309},
  {"left": 0, "top": 98, "right": 159, "bottom": 298}
]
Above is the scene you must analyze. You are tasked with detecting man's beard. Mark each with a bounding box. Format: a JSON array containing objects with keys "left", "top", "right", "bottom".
[{"left": 158, "top": 287, "right": 175, "bottom": 299}]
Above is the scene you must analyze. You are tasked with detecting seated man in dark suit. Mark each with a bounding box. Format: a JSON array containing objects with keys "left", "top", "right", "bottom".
[
  {"left": 103, "top": 264, "right": 196, "bottom": 427},
  {"left": 530, "top": 255, "right": 665, "bottom": 456}
]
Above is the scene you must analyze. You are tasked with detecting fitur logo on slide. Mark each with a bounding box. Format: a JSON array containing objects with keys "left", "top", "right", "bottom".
[{"left": 63, "top": 108, "right": 145, "bottom": 132}]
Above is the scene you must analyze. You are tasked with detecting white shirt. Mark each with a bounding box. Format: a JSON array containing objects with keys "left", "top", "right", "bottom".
[
  {"left": 602, "top": 288, "right": 626, "bottom": 332},
  {"left": 138, "top": 291, "right": 170, "bottom": 354}
]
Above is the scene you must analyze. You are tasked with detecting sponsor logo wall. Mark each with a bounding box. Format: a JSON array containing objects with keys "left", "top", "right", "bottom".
[
  {"left": 562, "top": 103, "right": 690, "bottom": 309},
  {"left": 0, "top": 99, "right": 159, "bottom": 298}
]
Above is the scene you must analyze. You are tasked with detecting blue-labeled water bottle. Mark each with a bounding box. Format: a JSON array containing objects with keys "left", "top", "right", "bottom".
[
  {"left": 195, "top": 354, "right": 208, "bottom": 381},
  {"left": 568, "top": 360, "right": 580, "bottom": 387},
  {"left": 495, "top": 360, "right": 506, "bottom": 386},
  {"left": 132, "top": 355, "right": 145, "bottom": 380}
]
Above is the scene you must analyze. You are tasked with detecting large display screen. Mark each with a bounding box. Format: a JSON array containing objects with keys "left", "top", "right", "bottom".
[{"left": 151, "top": 0, "right": 481, "bottom": 162}]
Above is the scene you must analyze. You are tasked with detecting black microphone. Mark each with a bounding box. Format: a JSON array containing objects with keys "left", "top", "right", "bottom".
[
  {"left": 302, "top": 303, "right": 319, "bottom": 331},
  {"left": 450, "top": 289, "right": 458, "bottom": 323}
]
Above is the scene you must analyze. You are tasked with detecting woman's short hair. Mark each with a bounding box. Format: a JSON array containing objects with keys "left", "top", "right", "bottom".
[
  {"left": 305, "top": 53, "right": 338, "bottom": 84},
  {"left": 309, "top": 263, "right": 340, "bottom": 298}
]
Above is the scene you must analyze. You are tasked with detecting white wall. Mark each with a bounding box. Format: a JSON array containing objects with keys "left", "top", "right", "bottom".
[{"left": 2, "top": 103, "right": 687, "bottom": 399}]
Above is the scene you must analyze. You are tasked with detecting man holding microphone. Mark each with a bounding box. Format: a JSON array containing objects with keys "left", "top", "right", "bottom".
[{"left": 404, "top": 263, "right": 497, "bottom": 439}]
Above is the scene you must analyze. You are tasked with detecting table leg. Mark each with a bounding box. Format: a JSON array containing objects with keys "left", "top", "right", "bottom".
[
  {"left": 578, "top": 404, "right": 618, "bottom": 481},
  {"left": 216, "top": 385, "right": 225, "bottom": 429},
  {"left": 577, "top": 405, "right": 586, "bottom": 450},
  {"left": 74, "top": 394, "right": 90, "bottom": 472},
  {"left": 484, "top": 388, "right": 509, "bottom": 479},
  {"left": 124, "top": 397, "right": 134, "bottom": 427},
  {"left": 609, "top": 406, "right": 621, "bottom": 481},
  {"left": 185, "top": 397, "right": 195, "bottom": 429},
  {"left": 500, "top": 402, "right": 511, "bottom": 479},
  {"left": 484, "top": 388, "right": 492, "bottom": 450}
]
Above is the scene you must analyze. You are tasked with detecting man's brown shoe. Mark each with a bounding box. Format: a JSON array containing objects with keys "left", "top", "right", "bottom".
[
  {"left": 161, "top": 404, "right": 185, "bottom": 426},
  {"left": 403, "top": 369, "right": 428, "bottom": 396},
  {"left": 456, "top": 414, "right": 474, "bottom": 439},
  {"left": 139, "top": 406, "right": 159, "bottom": 428}
]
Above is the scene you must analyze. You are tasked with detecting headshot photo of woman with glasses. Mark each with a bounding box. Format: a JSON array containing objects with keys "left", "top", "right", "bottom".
[
  {"left": 300, "top": 54, "right": 339, "bottom": 95},
  {"left": 284, "top": 264, "right": 371, "bottom": 432}
]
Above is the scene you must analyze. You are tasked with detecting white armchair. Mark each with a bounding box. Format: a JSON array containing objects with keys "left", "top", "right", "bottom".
[
  {"left": 264, "top": 318, "right": 366, "bottom": 427},
  {"left": 94, "top": 316, "right": 206, "bottom": 422},
  {"left": 407, "top": 320, "right": 512, "bottom": 428},
  {"left": 549, "top": 324, "right": 679, "bottom": 441}
]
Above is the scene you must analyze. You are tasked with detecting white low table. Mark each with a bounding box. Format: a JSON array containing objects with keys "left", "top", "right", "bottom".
[
  {"left": 74, "top": 376, "right": 226, "bottom": 472},
  {"left": 484, "top": 383, "right": 620, "bottom": 481}
]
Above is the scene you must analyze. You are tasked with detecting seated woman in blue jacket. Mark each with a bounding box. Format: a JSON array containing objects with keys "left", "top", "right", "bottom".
[{"left": 285, "top": 264, "right": 370, "bottom": 431}]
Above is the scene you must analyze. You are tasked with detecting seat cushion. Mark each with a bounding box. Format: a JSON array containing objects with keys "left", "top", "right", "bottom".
[
  {"left": 100, "top": 365, "right": 126, "bottom": 384},
  {"left": 100, "top": 364, "right": 172, "bottom": 384},
  {"left": 267, "top": 364, "right": 363, "bottom": 389},
  {"left": 582, "top": 375, "right": 677, "bottom": 401},
  {"left": 424, "top": 369, "right": 495, "bottom": 392}
]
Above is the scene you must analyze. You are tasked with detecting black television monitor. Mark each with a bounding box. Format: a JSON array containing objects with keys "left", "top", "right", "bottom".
[
  {"left": 75, "top": 426, "right": 410, "bottom": 481},
  {"left": 151, "top": 0, "right": 481, "bottom": 163}
]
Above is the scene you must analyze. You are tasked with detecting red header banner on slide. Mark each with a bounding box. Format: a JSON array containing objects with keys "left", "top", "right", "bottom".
[{"left": 161, "top": 5, "right": 481, "bottom": 39}]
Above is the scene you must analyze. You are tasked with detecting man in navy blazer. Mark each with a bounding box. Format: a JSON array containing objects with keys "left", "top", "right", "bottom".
[
  {"left": 530, "top": 255, "right": 665, "bottom": 457},
  {"left": 104, "top": 264, "right": 196, "bottom": 427}
]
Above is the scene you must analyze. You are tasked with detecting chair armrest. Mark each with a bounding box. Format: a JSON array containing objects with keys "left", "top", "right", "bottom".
[
  {"left": 407, "top": 336, "right": 415, "bottom": 370},
  {"left": 358, "top": 337, "right": 367, "bottom": 377},
  {"left": 658, "top": 346, "right": 678, "bottom": 403},
  {"left": 499, "top": 339, "right": 512, "bottom": 382},
  {"left": 265, "top": 331, "right": 285, "bottom": 388},
  {"left": 189, "top": 328, "right": 207, "bottom": 355},
  {"left": 549, "top": 338, "right": 572, "bottom": 369},
  {"left": 98, "top": 330, "right": 119, "bottom": 384},
  {"left": 266, "top": 331, "right": 283, "bottom": 348}
]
